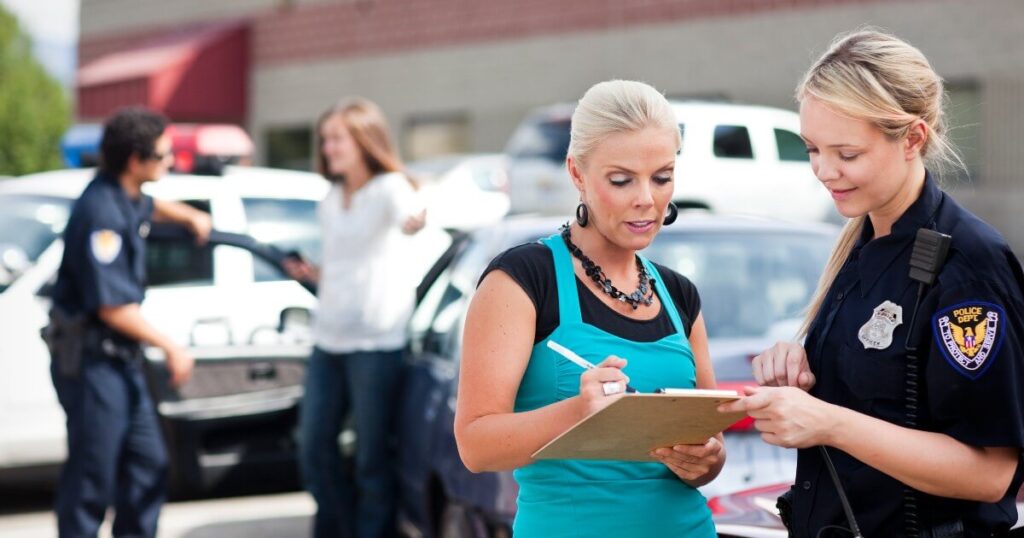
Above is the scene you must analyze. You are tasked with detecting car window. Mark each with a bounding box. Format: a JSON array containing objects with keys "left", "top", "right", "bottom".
[
  {"left": 644, "top": 231, "right": 831, "bottom": 339},
  {"left": 146, "top": 200, "right": 213, "bottom": 287},
  {"left": 424, "top": 284, "right": 468, "bottom": 357},
  {"left": 409, "top": 230, "right": 497, "bottom": 359},
  {"left": 505, "top": 117, "right": 572, "bottom": 163},
  {"left": 0, "top": 194, "right": 71, "bottom": 292},
  {"left": 146, "top": 242, "right": 214, "bottom": 287},
  {"left": 713, "top": 125, "right": 754, "bottom": 159},
  {"left": 242, "top": 198, "right": 320, "bottom": 282},
  {"left": 775, "top": 128, "right": 810, "bottom": 162}
]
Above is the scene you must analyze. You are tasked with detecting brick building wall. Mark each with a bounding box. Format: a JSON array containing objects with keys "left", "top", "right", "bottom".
[{"left": 78, "top": 0, "right": 1024, "bottom": 250}]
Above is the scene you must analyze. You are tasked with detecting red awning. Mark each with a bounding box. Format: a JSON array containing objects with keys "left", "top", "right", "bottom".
[{"left": 77, "top": 22, "right": 249, "bottom": 123}]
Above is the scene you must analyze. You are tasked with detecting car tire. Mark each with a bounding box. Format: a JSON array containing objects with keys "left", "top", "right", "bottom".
[{"left": 438, "top": 502, "right": 484, "bottom": 538}]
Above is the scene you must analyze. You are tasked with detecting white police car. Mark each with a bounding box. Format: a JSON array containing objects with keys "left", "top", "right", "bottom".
[{"left": 0, "top": 166, "right": 450, "bottom": 494}]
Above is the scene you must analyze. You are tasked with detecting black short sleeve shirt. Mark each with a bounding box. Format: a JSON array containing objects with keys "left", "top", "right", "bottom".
[
  {"left": 480, "top": 242, "right": 702, "bottom": 343},
  {"left": 793, "top": 173, "right": 1024, "bottom": 537}
]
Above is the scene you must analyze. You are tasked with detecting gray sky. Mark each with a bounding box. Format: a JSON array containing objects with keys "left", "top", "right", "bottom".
[
  {"left": 2, "top": 0, "right": 79, "bottom": 43},
  {"left": 1, "top": 0, "right": 80, "bottom": 85}
]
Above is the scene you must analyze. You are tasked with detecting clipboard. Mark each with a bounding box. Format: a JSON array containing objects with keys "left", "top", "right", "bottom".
[{"left": 532, "top": 389, "right": 746, "bottom": 461}]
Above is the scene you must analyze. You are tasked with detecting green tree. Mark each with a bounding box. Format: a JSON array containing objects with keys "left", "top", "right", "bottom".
[{"left": 0, "top": 5, "right": 70, "bottom": 176}]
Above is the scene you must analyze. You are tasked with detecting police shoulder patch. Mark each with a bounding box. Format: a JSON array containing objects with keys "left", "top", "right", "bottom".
[
  {"left": 90, "top": 229, "right": 122, "bottom": 265},
  {"left": 932, "top": 301, "right": 1006, "bottom": 380}
]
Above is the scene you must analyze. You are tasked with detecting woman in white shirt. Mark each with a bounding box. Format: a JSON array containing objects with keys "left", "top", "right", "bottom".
[{"left": 285, "top": 97, "right": 425, "bottom": 538}]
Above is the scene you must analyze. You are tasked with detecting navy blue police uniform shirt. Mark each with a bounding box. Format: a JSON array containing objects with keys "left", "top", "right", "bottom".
[
  {"left": 52, "top": 171, "right": 154, "bottom": 327},
  {"left": 793, "top": 172, "right": 1024, "bottom": 537}
]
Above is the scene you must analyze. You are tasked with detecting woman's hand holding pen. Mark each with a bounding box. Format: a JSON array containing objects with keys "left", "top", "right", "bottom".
[
  {"left": 752, "top": 341, "right": 816, "bottom": 390},
  {"left": 651, "top": 436, "right": 724, "bottom": 487},
  {"left": 718, "top": 386, "right": 838, "bottom": 449},
  {"left": 576, "top": 356, "right": 630, "bottom": 419}
]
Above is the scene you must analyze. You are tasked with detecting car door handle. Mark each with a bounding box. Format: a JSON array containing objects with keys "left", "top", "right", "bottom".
[{"left": 248, "top": 362, "right": 277, "bottom": 382}]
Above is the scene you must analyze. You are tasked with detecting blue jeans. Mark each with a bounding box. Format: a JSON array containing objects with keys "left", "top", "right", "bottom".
[
  {"left": 299, "top": 347, "right": 404, "bottom": 538},
  {"left": 51, "top": 354, "right": 168, "bottom": 538}
]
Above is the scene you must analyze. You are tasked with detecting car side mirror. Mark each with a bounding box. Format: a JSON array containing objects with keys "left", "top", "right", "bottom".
[{"left": 278, "top": 307, "right": 312, "bottom": 344}]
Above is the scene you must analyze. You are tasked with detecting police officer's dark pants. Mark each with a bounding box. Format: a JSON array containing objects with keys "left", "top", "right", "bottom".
[{"left": 51, "top": 353, "right": 168, "bottom": 538}]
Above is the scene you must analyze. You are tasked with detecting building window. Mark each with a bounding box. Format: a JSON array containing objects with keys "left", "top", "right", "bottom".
[
  {"left": 403, "top": 113, "right": 470, "bottom": 161},
  {"left": 265, "top": 126, "right": 313, "bottom": 171},
  {"left": 713, "top": 125, "right": 754, "bottom": 159},
  {"left": 945, "top": 83, "right": 981, "bottom": 181}
]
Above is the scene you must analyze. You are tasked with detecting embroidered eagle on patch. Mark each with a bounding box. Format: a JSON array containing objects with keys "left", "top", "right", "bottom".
[{"left": 932, "top": 301, "right": 1005, "bottom": 379}]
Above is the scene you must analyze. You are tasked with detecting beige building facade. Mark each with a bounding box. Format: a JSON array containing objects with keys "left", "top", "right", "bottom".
[{"left": 79, "top": 0, "right": 1023, "bottom": 249}]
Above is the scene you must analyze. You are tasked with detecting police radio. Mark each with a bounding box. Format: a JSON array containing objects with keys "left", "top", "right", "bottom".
[{"left": 903, "top": 227, "right": 953, "bottom": 537}]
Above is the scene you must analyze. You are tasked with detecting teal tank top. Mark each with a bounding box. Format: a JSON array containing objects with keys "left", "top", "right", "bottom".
[{"left": 511, "top": 233, "right": 716, "bottom": 537}]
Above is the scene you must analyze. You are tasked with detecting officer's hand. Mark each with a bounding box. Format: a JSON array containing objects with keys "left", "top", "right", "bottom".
[
  {"left": 752, "top": 341, "right": 816, "bottom": 390},
  {"left": 651, "top": 436, "right": 724, "bottom": 484},
  {"left": 718, "top": 386, "right": 835, "bottom": 449},
  {"left": 188, "top": 212, "right": 213, "bottom": 246},
  {"left": 282, "top": 258, "right": 319, "bottom": 284},
  {"left": 165, "top": 345, "right": 195, "bottom": 388},
  {"left": 577, "top": 356, "right": 629, "bottom": 419}
]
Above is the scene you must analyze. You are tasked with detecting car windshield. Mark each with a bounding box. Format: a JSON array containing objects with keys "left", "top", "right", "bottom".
[
  {"left": 644, "top": 230, "right": 832, "bottom": 339},
  {"left": 0, "top": 194, "right": 72, "bottom": 292}
]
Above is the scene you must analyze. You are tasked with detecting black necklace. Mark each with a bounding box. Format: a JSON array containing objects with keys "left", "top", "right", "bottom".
[{"left": 560, "top": 224, "right": 655, "bottom": 310}]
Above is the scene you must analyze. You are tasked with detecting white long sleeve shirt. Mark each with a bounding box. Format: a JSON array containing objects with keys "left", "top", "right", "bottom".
[{"left": 312, "top": 172, "right": 425, "bottom": 353}]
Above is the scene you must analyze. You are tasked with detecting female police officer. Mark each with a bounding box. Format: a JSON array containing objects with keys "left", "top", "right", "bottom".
[{"left": 720, "top": 30, "right": 1024, "bottom": 536}]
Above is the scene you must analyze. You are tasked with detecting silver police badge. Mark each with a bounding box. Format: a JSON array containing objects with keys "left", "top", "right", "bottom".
[{"left": 858, "top": 300, "right": 903, "bottom": 350}]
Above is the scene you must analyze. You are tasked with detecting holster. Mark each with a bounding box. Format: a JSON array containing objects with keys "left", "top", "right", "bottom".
[
  {"left": 41, "top": 307, "right": 88, "bottom": 378},
  {"left": 777, "top": 487, "right": 796, "bottom": 537}
]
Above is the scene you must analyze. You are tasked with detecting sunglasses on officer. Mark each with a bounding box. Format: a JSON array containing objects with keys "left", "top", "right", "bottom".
[{"left": 144, "top": 150, "right": 173, "bottom": 162}]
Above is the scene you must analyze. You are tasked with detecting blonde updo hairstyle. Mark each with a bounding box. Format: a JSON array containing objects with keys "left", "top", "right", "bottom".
[
  {"left": 799, "top": 29, "right": 962, "bottom": 336},
  {"left": 567, "top": 80, "right": 681, "bottom": 170}
]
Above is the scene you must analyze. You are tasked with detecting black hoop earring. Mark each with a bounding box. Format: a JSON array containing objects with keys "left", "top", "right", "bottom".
[
  {"left": 575, "top": 203, "right": 589, "bottom": 227},
  {"left": 662, "top": 202, "right": 678, "bottom": 226}
]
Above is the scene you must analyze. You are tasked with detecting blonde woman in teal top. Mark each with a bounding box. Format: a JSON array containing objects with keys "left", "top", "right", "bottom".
[{"left": 454, "top": 80, "right": 723, "bottom": 536}]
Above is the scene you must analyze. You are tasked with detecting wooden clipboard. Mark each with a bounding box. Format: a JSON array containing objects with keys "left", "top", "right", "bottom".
[{"left": 532, "top": 389, "right": 745, "bottom": 462}]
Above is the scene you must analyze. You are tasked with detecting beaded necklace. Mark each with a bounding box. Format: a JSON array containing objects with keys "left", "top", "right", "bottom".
[{"left": 560, "top": 224, "right": 655, "bottom": 310}]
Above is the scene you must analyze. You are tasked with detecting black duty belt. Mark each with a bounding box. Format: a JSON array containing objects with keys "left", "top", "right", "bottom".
[{"left": 84, "top": 326, "right": 142, "bottom": 363}]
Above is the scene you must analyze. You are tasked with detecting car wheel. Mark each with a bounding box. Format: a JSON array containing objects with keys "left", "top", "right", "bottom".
[{"left": 438, "top": 502, "right": 484, "bottom": 538}]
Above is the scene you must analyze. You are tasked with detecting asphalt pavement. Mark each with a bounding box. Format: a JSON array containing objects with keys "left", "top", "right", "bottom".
[{"left": 0, "top": 489, "right": 314, "bottom": 538}]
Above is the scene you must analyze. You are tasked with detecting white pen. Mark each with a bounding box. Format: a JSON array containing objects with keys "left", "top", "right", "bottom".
[{"left": 546, "top": 340, "right": 637, "bottom": 394}]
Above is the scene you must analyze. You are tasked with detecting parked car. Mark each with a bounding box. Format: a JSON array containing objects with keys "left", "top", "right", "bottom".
[
  {"left": 396, "top": 214, "right": 836, "bottom": 537},
  {"left": 708, "top": 481, "right": 1024, "bottom": 537},
  {"left": 0, "top": 165, "right": 450, "bottom": 495},
  {"left": 707, "top": 482, "right": 790, "bottom": 537},
  {"left": 406, "top": 153, "right": 511, "bottom": 231},
  {"left": 503, "top": 101, "right": 837, "bottom": 223}
]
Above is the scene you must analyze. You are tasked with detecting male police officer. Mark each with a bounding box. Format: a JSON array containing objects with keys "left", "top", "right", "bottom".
[{"left": 47, "top": 107, "right": 211, "bottom": 537}]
